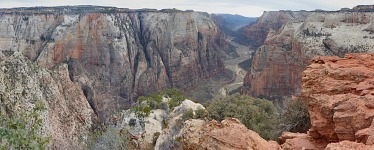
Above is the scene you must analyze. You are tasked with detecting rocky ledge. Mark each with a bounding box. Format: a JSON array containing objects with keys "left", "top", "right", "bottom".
[{"left": 282, "top": 53, "right": 374, "bottom": 149}]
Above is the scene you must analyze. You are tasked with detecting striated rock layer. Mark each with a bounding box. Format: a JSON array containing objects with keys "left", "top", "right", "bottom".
[
  {"left": 241, "top": 7, "right": 374, "bottom": 99},
  {"left": 0, "top": 52, "right": 96, "bottom": 148},
  {"left": 0, "top": 6, "right": 227, "bottom": 119},
  {"left": 303, "top": 54, "right": 374, "bottom": 143},
  {"left": 280, "top": 53, "right": 374, "bottom": 149}
]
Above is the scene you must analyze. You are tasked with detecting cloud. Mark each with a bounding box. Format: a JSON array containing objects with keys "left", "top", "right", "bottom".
[{"left": 0, "top": 0, "right": 373, "bottom": 17}]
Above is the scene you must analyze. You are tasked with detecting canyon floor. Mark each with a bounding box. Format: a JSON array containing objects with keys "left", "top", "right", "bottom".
[
  {"left": 185, "top": 36, "right": 254, "bottom": 104},
  {"left": 220, "top": 37, "right": 255, "bottom": 95}
]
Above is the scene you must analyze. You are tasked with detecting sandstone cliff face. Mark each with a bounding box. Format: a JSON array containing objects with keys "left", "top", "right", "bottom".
[
  {"left": 0, "top": 7, "right": 226, "bottom": 119},
  {"left": 303, "top": 54, "right": 374, "bottom": 143},
  {"left": 235, "top": 11, "right": 307, "bottom": 48},
  {"left": 241, "top": 8, "right": 374, "bottom": 99},
  {"left": 0, "top": 52, "right": 96, "bottom": 148},
  {"left": 281, "top": 53, "right": 374, "bottom": 149}
]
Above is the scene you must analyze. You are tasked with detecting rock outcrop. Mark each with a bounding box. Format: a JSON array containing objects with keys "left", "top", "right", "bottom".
[
  {"left": 280, "top": 132, "right": 328, "bottom": 150},
  {"left": 241, "top": 6, "right": 374, "bottom": 99},
  {"left": 325, "top": 141, "right": 374, "bottom": 150},
  {"left": 114, "top": 99, "right": 207, "bottom": 149},
  {"left": 155, "top": 99, "right": 206, "bottom": 150},
  {"left": 282, "top": 53, "right": 374, "bottom": 149},
  {"left": 303, "top": 53, "right": 374, "bottom": 143},
  {"left": 181, "top": 118, "right": 281, "bottom": 150},
  {"left": 0, "top": 6, "right": 227, "bottom": 119},
  {"left": 0, "top": 52, "right": 96, "bottom": 148}
]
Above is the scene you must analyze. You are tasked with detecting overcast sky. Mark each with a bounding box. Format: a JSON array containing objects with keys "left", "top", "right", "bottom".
[{"left": 0, "top": 0, "right": 373, "bottom": 17}]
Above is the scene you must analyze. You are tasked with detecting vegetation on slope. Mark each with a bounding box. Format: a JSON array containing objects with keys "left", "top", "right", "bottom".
[
  {"left": 134, "top": 88, "right": 186, "bottom": 118},
  {"left": 0, "top": 102, "right": 50, "bottom": 149},
  {"left": 278, "top": 97, "right": 311, "bottom": 134},
  {"left": 206, "top": 93, "right": 278, "bottom": 140}
]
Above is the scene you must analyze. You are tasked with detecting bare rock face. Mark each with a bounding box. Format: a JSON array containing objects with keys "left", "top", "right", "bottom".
[
  {"left": 302, "top": 54, "right": 374, "bottom": 143},
  {"left": 241, "top": 45, "right": 309, "bottom": 99},
  {"left": 0, "top": 7, "right": 227, "bottom": 119},
  {"left": 235, "top": 11, "right": 306, "bottom": 48},
  {"left": 326, "top": 141, "right": 374, "bottom": 150},
  {"left": 181, "top": 118, "right": 281, "bottom": 150},
  {"left": 155, "top": 99, "right": 205, "bottom": 150},
  {"left": 0, "top": 52, "right": 96, "bottom": 148},
  {"left": 280, "top": 132, "right": 328, "bottom": 150},
  {"left": 241, "top": 7, "right": 374, "bottom": 99}
]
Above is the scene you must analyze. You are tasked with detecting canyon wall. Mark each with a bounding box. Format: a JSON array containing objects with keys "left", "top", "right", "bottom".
[
  {"left": 0, "top": 6, "right": 227, "bottom": 119},
  {"left": 241, "top": 7, "right": 374, "bottom": 99},
  {"left": 0, "top": 52, "right": 96, "bottom": 148}
]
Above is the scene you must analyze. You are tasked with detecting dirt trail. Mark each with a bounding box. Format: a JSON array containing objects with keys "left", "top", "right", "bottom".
[{"left": 220, "top": 37, "right": 255, "bottom": 95}]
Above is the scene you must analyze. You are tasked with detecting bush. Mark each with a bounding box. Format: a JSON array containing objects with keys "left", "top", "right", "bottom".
[
  {"left": 133, "top": 88, "right": 186, "bottom": 119},
  {"left": 194, "top": 107, "right": 208, "bottom": 119},
  {"left": 86, "top": 126, "right": 129, "bottom": 149},
  {"left": 0, "top": 102, "right": 50, "bottom": 149},
  {"left": 175, "top": 109, "right": 194, "bottom": 129},
  {"left": 206, "top": 94, "right": 277, "bottom": 140},
  {"left": 134, "top": 96, "right": 152, "bottom": 119},
  {"left": 163, "top": 88, "right": 185, "bottom": 110},
  {"left": 181, "top": 109, "right": 194, "bottom": 122},
  {"left": 278, "top": 97, "right": 311, "bottom": 134},
  {"left": 128, "top": 118, "right": 137, "bottom": 127}
]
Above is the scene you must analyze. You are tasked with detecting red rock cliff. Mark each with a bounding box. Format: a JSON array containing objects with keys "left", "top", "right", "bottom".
[
  {"left": 281, "top": 53, "right": 374, "bottom": 150},
  {"left": 241, "top": 8, "right": 374, "bottom": 100},
  {"left": 303, "top": 53, "right": 374, "bottom": 143}
]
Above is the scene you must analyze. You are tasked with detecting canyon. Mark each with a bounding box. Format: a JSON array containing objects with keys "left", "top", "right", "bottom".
[
  {"left": 241, "top": 6, "right": 374, "bottom": 100},
  {"left": 177, "top": 53, "right": 374, "bottom": 150},
  {"left": 0, "top": 6, "right": 228, "bottom": 119},
  {"left": 2, "top": 4, "right": 374, "bottom": 149}
]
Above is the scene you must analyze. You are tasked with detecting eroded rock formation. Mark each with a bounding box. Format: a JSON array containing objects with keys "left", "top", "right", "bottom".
[
  {"left": 181, "top": 118, "right": 281, "bottom": 150},
  {"left": 0, "top": 6, "right": 227, "bottom": 119},
  {"left": 303, "top": 54, "right": 374, "bottom": 143},
  {"left": 241, "top": 6, "right": 374, "bottom": 99},
  {"left": 282, "top": 53, "right": 374, "bottom": 149},
  {"left": 0, "top": 52, "right": 96, "bottom": 148}
]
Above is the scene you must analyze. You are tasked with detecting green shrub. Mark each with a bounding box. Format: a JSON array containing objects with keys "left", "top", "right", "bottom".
[
  {"left": 175, "top": 109, "right": 194, "bottom": 128},
  {"left": 181, "top": 109, "right": 194, "bottom": 122},
  {"left": 86, "top": 126, "right": 129, "bottom": 149},
  {"left": 133, "top": 88, "right": 186, "bottom": 119},
  {"left": 194, "top": 107, "right": 208, "bottom": 119},
  {"left": 163, "top": 88, "right": 185, "bottom": 110},
  {"left": 134, "top": 96, "right": 152, "bottom": 119},
  {"left": 175, "top": 136, "right": 182, "bottom": 143},
  {"left": 0, "top": 102, "right": 50, "bottom": 150},
  {"left": 129, "top": 118, "right": 137, "bottom": 127},
  {"left": 278, "top": 97, "right": 311, "bottom": 134},
  {"left": 206, "top": 93, "right": 277, "bottom": 140}
]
